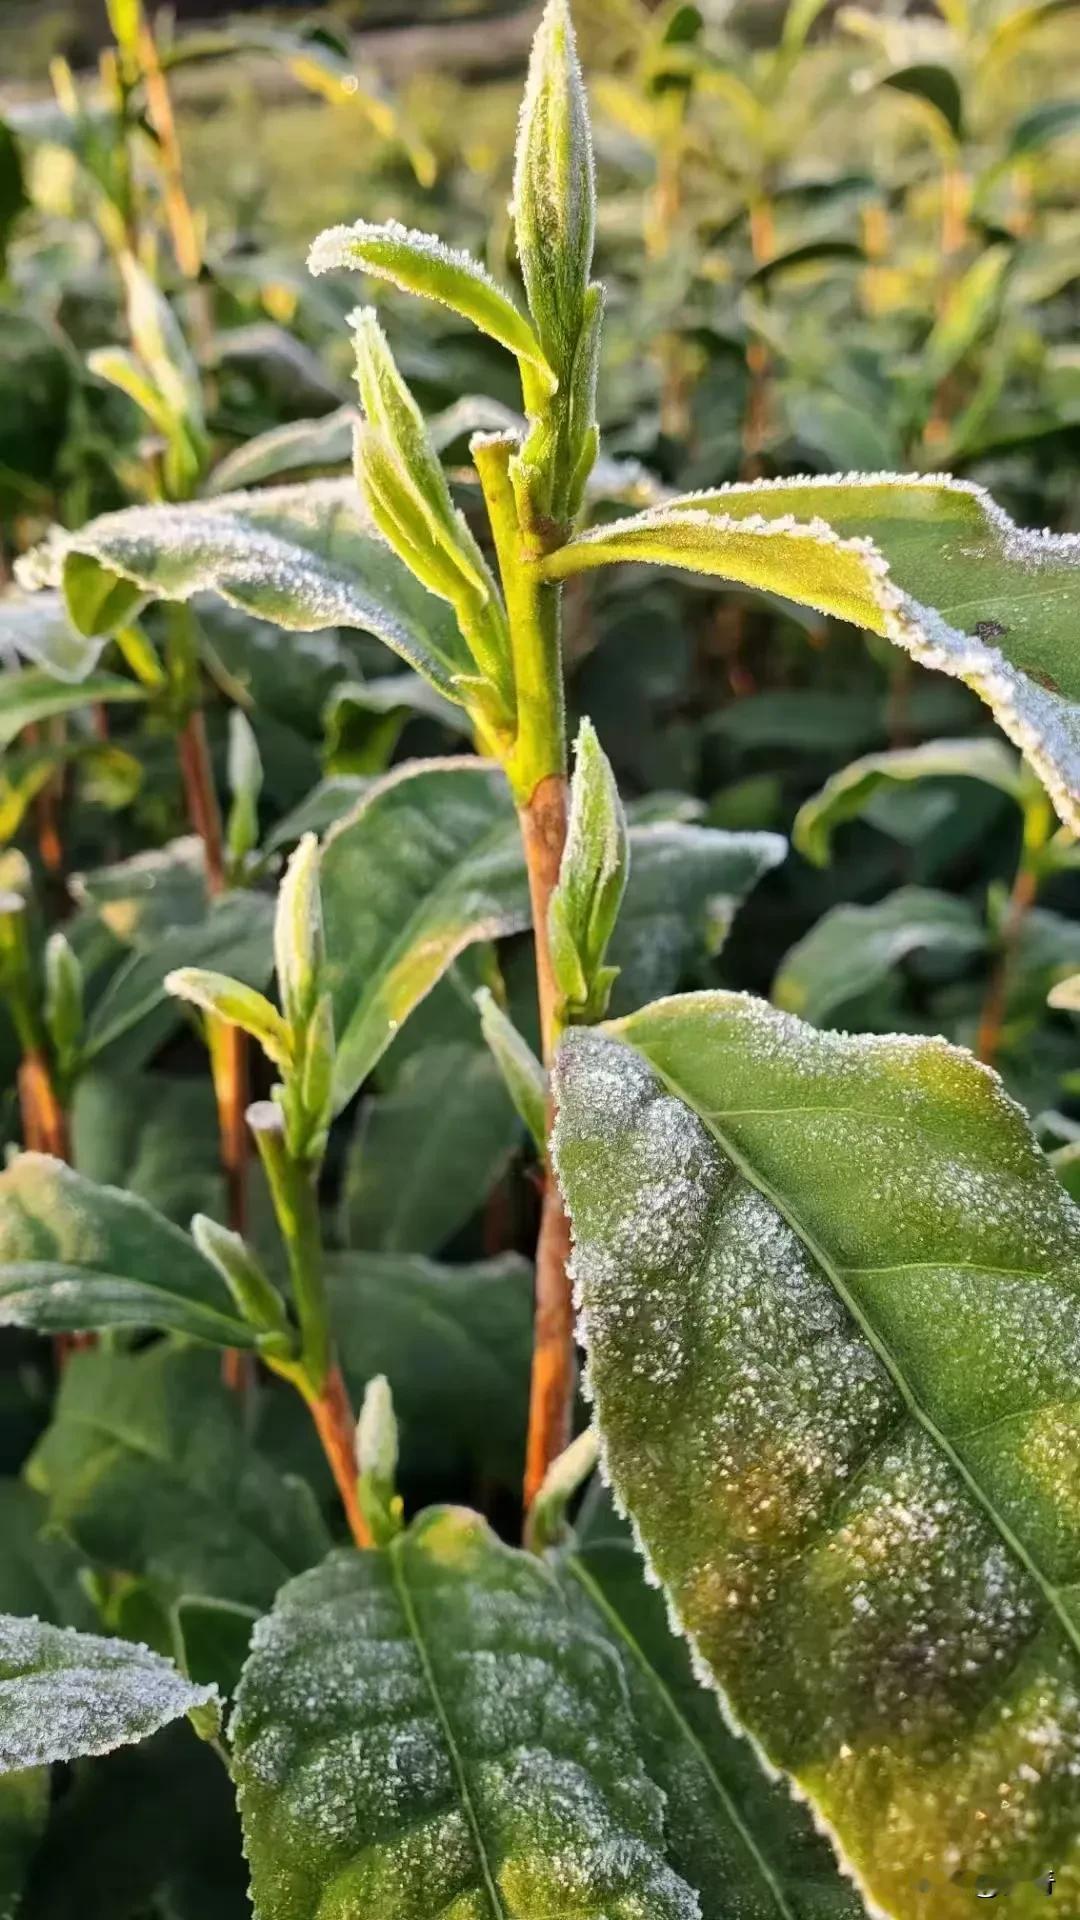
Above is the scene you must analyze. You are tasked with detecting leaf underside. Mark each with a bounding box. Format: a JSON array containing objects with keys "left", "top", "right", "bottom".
[
  {"left": 230, "top": 1509, "right": 698, "bottom": 1918},
  {"left": 553, "top": 995, "right": 1080, "bottom": 1918}
]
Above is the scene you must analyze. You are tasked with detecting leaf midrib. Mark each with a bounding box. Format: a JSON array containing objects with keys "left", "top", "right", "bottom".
[
  {"left": 631, "top": 1043, "right": 1080, "bottom": 1668},
  {"left": 566, "top": 1554, "right": 797, "bottom": 1920},
  {"left": 388, "top": 1538, "right": 507, "bottom": 1920}
]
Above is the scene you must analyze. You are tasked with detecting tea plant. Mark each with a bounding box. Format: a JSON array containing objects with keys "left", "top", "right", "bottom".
[{"left": 1, "top": 2, "right": 1080, "bottom": 1917}]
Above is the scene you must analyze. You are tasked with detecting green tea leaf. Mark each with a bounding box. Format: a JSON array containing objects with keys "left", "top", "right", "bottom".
[
  {"left": 0, "top": 1154, "right": 255, "bottom": 1346},
  {"left": 343, "top": 1040, "right": 519, "bottom": 1253},
  {"left": 23, "top": 481, "right": 472, "bottom": 701},
  {"left": 231, "top": 1509, "right": 698, "bottom": 1919},
  {"left": 542, "top": 476, "right": 1080, "bottom": 831},
  {"left": 476, "top": 986, "right": 548, "bottom": 1152},
  {"left": 513, "top": 0, "right": 595, "bottom": 373},
  {"left": 320, "top": 759, "right": 530, "bottom": 1108},
  {"left": 28, "top": 1346, "right": 330, "bottom": 1609},
  {"left": 0, "top": 1482, "right": 95, "bottom": 1628},
  {"left": 0, "top": 668, "right": 143, "bottom": 748},
  {"left": 0, "top": 1614, "right": 216, "bottom": 1773},
  {"left": 550, "top": 717, "right": 629, "bottom": 1022},
  {"left": 882, "top": 62, "right": 964, "bottom": 141},
  {"left": 1006, "top": 96, "right": 1080, "bottom": 159},
  {"left": 609, "top": 822, "right": 786, "bottom": 1013},
  {"left": 794, "top": 737, "right": 1025, "bottom": 865},
  {"left": 562, "top": 1540, "right": 863, "bottom": 1919},
  {"left": 323, "top": 672, "right": 464, "bottom": 775},
  {"left": 70, "top": 1072, "right": 223, "bottom": 1226},
  {"left": 308, "top": 220, "right": 554, "bottom": 390},
  {"left": 553, "top": 999, "right": 1080, "bottom": 1914},
  {"left": 773, "top": 886, "right": 985, "bottom": 1024},
  {"left": 326, "top": 1252, "right": 533, "bottom": 1490}
]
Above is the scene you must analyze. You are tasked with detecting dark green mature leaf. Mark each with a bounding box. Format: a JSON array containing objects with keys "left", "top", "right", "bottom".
[
  {"left": 0, "top": 1155, "right": 253, "bottom": 1346},
  {"left": 0, "top": 669, "right": 143, "bottom": 748},
  {"left": 27, "top": 1347, "right": 329, "bottom": 1609},
  {"left": 794, "top": 737, "right": 1025, "bottom": 865},
  {"left": 0, "top": 1767, "right": 47, "bottom": 1920},
  {"left": 72, "top": 837, "right": 208, "bottom": 943},
  {"left": 610, "top": 823, "right": 786, "bottom": 1012},
  {"left": 20, "top": 1726, "right": 249, "bottom": 1920},
  {"left": 772, "top": 886, "right": 985, "bottom": 1025},
  {"left": 343, "top": 1042, "right": 519, "bottom": 1253},
  {"left": 563, "top": 1541, "right": 862, "bottom": 1919},
  {"left": 231, "top": 1510, "right": 698, "bottom": 1918},
  {"left": 554, "top": 1000, "right": 1080, "bottom": 1915},
  {"left": 71, "top": 1073, "right": 223, "bottom": 1227},
  {"left": 0, "top": 1483, "right": 95, "bottom": 1629},
  {"left": 21, "top": 481, "right": 472, "bottom": 702},
  {"left": 0, "top": 1614, "right": 215, "bottom": 1773},
  {"left": 327, "top": 1251, "right": 532, "bottom": 1489},
  {"left": 320, "top": 759, "right": 530, "bottom": 1108},
  {"left": 82, "top": 890, "right": 274, "bottom": 1072},
  {"left": 544, "top": 476, "right": 1080, "bottom": 831},
  {"left": 323, "top": 673, "right": 466, "bottom": 775},
  {"left": 882, "top": 63, "right": 964, "bottom": 140}
]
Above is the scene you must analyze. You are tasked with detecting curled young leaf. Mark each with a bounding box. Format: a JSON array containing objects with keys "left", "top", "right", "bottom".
[
  {"left": 308, "top": 220, "right": 555, "bottom": 394},
  {"left": 549, "top": 717, "right": 629, "bottom": 1023},
  {"left": 541, "top": 475, "right": 1080, "bottom": 832},
  {"left": 165, "top": 967, "right": 292, "bottom": 1071},
  {"left": 554, "top": 997, "right": 1080, "bottom": 1915},
  {"left": 512, "top": 0, "right": 595, "bottom": 373}
]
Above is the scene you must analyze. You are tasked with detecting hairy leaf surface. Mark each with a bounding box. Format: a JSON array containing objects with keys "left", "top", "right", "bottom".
[
  {"left": 21, "top": 481, "right": 471, "bottom": 700},
  {"left": 231, "top": 1508, "right": 698, "bottom": 1918},
  {"left": 554, "top": 997, "right": 1080, "bottom": 1915},
  {"left": 0, "top": 1155, "right": 254, "bottom": 1346},
  {"left": 0, "top": 1614, "right": 215, "bottom": 1772},
  {"left": 543, "top": 475, "right": 1080, "bottom": 829}
]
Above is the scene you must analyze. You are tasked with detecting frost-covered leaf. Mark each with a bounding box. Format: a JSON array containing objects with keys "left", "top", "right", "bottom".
[
  {"left": 231, "top": 1509, "right": 698, "bottom": 1919},
  {"left": 21, "top": 481, "right": 472, "bottom": 701},
  {"left": 208, "top": 405, "right": 357, "bottom": 495},
  {"left": 308, "top": 221, "right": 554, "bottom": 390},
  {"left": 343, "top": 1041, "right": 519, "bottom": 1254},
  {"left": 0, "top": 1154, "right": 254, "bottom": 1347},
  {"left": 320, "top": 759, "right": 530, "bottom": 1108},
  {"left": 72, "top": 837, "right": 209, "bottom": 944},
  {"left": 0, "top": 1613, "right": 216, "bottom": 1773},
  {"left": 328, "top": 1253, "right": 533, "bottom": 1490},
  {"left": 562, "top": 1541, "right": 863, "bottom": 1919},
  {"left": 773, "top": 886, "right": 985, "bottom": 1025},
  {"left": 543, "top": 475, "right": 1080, "bottom": 831},
  {"left": 0, "top": 667, "right": 143, "bottom": 748},
  {"left": 609, "top": 823, "right": 786, "bottom": 1013},
  {"left": 0, "top": 590, "right": 104, "bottom": 682},
  {"left": 554, "top": 999, "right": 1080, "bottom": 1915},
  {"left": 27, "top": 1347, "right": 330, "bottom": 1610},
  {"left": 794, "top": 736, "right": 1026, "bottom": 865}
]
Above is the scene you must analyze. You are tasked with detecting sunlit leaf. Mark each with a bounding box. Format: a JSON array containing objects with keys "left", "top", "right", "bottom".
[
  {"left": 543, "top": 475, "right": 1080, "bottom": 832},
  {"left": 0, "top": 1154, "right": 255, "bottom": 1346},
  {"left": 554, "top": 999, "right": 1080, "bottom": 1914},
  {"left": 231, "top": 1509, "right": 698, "bottom": 1919}
]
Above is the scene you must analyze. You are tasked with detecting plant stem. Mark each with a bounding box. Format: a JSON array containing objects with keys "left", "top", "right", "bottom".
[
  {"left": 474, "top": 434, "right": 575, "bottom": 1511},
  {"left": 250, "top": 1103, "right": 371, "bottom": 1548},
  {"left": 976, "top": 793, "right": 1052, "bottom": 1068}
]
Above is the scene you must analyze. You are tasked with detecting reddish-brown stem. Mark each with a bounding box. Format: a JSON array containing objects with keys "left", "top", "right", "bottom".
[
  {"left": 177, "top": 710, "right": 225, "bottom": 890},
  {"left": 976, "top": 864, "right": 1039, "bottom": 1069},
  {"left": 518, "top": 772, "right": 575, "bottom": 1512},
  {"left": 17, "top": 1049, "right": 69, "bottom": 1160},
  {"left": 304, "top": 1363, "right": 372, "bottom": 1550}
]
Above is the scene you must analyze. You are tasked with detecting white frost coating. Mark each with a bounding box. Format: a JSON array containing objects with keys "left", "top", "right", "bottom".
[
  {"left": 0, "top": 1613, "right": 216, "bottom": 1772},
  {"left": 322, "top": 753, "right": 508, "bottom": 848},
  {"left": 308, "top": 219, "right": 509, "bottom": 297},
  {"left": 553, "top": 474, "right": 1080, "bottom": 832},
  {"left": 0, "top": 590, "right": 104, "bottom": 683},
  {"left": 16, "top": 480, "right": 469, "bottom": 700}
]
